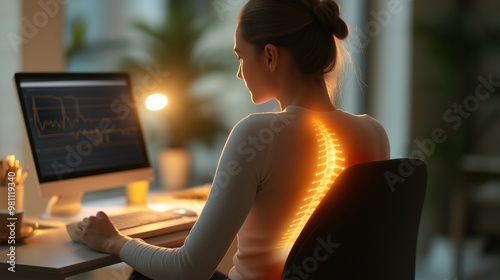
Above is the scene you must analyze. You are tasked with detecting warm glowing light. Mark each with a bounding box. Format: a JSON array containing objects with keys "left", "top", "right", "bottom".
[
  {"left": 145, "top": 93, "right": 168, "bottom": 111},
  {"left": 278, "top": 118, "right": 345, "bottom": 253}
]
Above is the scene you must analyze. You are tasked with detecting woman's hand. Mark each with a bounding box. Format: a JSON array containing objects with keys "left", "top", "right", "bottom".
[{"left": 75, "top": 211, "right": 132, "bottom": 257}]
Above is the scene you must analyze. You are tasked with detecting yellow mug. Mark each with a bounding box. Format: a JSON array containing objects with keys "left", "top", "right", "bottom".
[{"left": 125, "top": 181, "right": 150, "bottom": 205}]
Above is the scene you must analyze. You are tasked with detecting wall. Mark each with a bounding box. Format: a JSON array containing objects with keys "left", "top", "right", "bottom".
[
  {"left": 0, "top": 3, "right": 22, "bottom": 164},
  {"left": 366, "top": 0, "right": 414, "bottom": 158},
  {"left": 6, "top": 0, "right": 64, "bottom": 216}
]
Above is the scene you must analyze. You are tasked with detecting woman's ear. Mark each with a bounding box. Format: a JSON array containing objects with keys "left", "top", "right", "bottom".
[{"left": 264, "top": 44, "right": 278, "bottom": 72}]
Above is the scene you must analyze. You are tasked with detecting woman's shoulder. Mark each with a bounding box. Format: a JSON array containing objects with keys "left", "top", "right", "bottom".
[
  {"left": 335, "top": 109, "right": 385, "bottom": 130},
  {"left": 232, "top": 111, "right": 299, "bottom": 133}
]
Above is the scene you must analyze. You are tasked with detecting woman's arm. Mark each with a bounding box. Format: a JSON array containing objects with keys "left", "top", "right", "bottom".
[{"left": 75, "top": 115, "right": 267, "bottom": 279}]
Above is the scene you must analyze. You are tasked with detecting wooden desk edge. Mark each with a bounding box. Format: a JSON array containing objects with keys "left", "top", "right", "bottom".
[{"left": 0, "top": 229, "right": 190, "bottom": 279}]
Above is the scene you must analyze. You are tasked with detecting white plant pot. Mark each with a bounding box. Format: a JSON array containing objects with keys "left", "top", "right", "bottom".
[{"left": 158, "top": 148, "right": 191, "bottom": 191}]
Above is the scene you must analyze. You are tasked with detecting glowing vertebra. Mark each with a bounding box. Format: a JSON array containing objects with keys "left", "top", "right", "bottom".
[{"left": 278, "top": 118, "right": 344, "bottom": 252}]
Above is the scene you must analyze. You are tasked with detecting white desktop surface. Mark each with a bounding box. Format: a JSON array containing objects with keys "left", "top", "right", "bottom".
[{"left": 0, "top": 191, "right": 206, "bottom": 280}]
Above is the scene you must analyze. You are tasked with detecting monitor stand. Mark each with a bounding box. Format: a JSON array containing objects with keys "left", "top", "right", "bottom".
[{"left": 42, "top": 192, "right": 84, "bottom": 219}]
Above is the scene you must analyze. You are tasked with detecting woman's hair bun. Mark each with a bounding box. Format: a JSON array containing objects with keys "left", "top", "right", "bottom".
[{"left": 311, "top": 0, "right": 349, "bottom": 40}]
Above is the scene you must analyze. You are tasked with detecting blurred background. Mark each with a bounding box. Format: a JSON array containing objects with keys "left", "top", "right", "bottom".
[{"left": 1, "top": 0, "right": 499, "bottom": 279}]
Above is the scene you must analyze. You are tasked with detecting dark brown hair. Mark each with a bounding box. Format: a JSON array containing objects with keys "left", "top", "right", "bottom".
[{"left": 238, "top": 0, "right": 349, "bottom": 76}]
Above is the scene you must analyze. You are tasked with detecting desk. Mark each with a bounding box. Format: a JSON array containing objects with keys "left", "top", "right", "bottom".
[
  {"left": 0, "top": 227, "right": 190, "bottom": 279},
  {"left": 0, "top": 191, "right": 206, "bottom": 279},
  {"left": 451, "top": 155, "right": 500, "bottom": 279}
]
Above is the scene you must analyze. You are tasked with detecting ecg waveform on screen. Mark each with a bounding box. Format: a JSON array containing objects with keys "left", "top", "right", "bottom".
[{"left": 32, "top": 95, "right": 135, "bottom": 144}]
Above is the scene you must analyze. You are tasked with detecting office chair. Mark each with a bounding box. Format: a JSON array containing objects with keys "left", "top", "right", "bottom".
[{"left": 281, "top": 158, "right": 427, "bottom": 280}]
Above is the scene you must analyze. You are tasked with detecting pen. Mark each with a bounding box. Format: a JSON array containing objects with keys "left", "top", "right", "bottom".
[
  {"left": 0, "top": 160, "right": 3, "bottom": 185},
  {"left": 5, "top": 155, "right": 15, "bottom": 167},
  {"left": 16, "top": 164, "right": 22, "bottom": 183},
  {"left": 0, "top": 155, "right": 29, "bottom": 186},
  {"left": 19, "top": 172, "right": 29, "bottom": 185}
]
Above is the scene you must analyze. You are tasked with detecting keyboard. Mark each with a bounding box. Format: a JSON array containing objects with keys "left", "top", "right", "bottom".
[
  {"left": 110, "top": 208, "right": 195, "bottom": 230},
  {"left": 66, "top": 208, "right": 198, "bottom": 243}
]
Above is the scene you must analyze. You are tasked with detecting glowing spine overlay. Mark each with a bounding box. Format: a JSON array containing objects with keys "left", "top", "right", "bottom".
[{"left": 278, "top": 118, "right": 344, "bottom": 251}]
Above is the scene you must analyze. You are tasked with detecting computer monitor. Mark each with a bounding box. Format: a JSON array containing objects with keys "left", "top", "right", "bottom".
[{"left": 14, "top": 72, "right": 154, "bottom": 218}]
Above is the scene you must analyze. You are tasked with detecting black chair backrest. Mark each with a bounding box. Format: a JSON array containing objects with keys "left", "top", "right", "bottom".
[{"left": 281, "top": 158, "right": 427, "bottom": 280}]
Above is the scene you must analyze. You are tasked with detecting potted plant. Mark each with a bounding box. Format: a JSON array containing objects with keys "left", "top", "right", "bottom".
[{"left": 122, "top": 0, "right": 229, "bottom": 190}]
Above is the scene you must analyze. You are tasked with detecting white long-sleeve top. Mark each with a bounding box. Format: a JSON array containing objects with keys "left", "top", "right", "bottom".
[{"left": 120, "top": 106, "right": 390, "bottom": 280}]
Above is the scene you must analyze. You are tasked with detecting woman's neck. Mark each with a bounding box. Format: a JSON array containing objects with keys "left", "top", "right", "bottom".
[{"left": 277, "top": 75, "right": 336, "bottom": 112}]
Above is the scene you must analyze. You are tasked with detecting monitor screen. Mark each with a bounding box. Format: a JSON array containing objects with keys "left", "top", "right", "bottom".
[{"left": 15, "top": 73, "right": 153, "bottom": 216}]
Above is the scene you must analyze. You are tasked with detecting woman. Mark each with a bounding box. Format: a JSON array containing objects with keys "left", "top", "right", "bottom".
[{"left": 75, "top": 0, "right": 390, "bottom": 279}]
